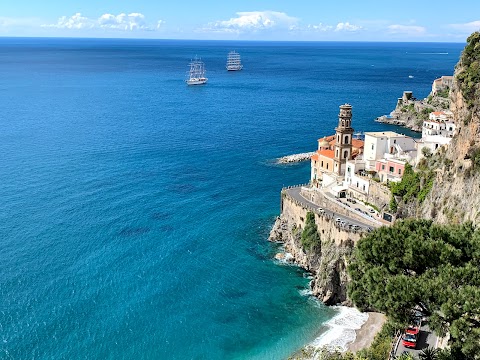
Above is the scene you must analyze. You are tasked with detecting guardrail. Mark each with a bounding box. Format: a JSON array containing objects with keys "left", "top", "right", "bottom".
[
  {"left": 282, "top": 188, "right": 368, "bottom": 234},
  {"left": 389, "top": 330, "right": 402, "bottom": 359}
]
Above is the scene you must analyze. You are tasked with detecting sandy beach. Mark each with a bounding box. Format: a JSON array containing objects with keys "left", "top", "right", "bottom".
[{"left": 347, "top": 312, "right": 387, "bottom": 353}]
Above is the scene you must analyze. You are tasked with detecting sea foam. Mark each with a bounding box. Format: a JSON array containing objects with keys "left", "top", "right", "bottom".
[{"left": 309, "top": 306, "right": 369, "bottom": 353}]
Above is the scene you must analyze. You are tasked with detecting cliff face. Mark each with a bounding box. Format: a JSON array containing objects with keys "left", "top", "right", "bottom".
[
  {"left": 417, "top": 32, "right": 480, "bottom": 224},
  {"left": 269, "top": 193, "right": 360, "bottom": 305}
]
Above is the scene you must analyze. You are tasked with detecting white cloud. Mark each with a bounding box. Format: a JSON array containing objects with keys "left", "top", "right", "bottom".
[
  {"left": 335, "top": 22, "right": 362, "bottom": 32},
  {"left": 387, "top": 24, "right": 426, "bottom": 35},
  {"left": 201, "top": 11, "right": 298, "bottom": 33},
  {"left": 307, "top": 23, "right": 333, "bottom": 32},
  {"left": 448, "top": 20, "right": 480, "bottom": 32},
  {"left": 42, "top": 13, "right": 163, "bottom": 31}
]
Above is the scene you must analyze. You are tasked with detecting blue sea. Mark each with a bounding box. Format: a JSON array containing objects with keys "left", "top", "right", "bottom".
[{"left": 0, "top": 38, "right": 463, "bottom": 359}]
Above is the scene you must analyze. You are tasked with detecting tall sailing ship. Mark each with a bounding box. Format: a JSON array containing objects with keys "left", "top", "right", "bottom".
[
  {"left": 226, "top": 51, "right": 243, "bottom": 71},
  {"left": 186, "top": 57, "right": 207, "bottom": 85}
]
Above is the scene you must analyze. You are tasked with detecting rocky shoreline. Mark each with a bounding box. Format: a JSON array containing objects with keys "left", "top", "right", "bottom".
[
  {"left": 269, "top": 214, "right": 353, "bottom": 306},
  {"left": 276, "top": 152, "right": 316, "bottom": 164}
]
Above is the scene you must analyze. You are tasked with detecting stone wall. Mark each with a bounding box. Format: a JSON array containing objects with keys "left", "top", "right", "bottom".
[{"left": 270, "top": 190, "right": 363, "bottom": 305}]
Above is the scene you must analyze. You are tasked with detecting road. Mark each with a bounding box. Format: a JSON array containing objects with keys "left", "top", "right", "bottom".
[
  {"left": 285, "top": 187, "right": 375, "bottom": 230},
  {"left": 395, "top": 325, "right": 438, "bottom": 357}
]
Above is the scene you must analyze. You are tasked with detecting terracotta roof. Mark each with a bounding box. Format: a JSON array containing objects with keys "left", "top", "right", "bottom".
[
  {"left": 318, "top": 149, "right": 335, "bottom": 159},
  {"left": 311, "top": 154, "right": 319, "bottom": 161},
  {"left": 317, "top": 134, "right": 335, "bottom": 142},
  {"left": 432, "top": 111, "right": 444, "bottom": 116},
  {"left": 328, "top": 139, "right": 364, "bottom": 149},
  {"left": 352, "top": 139, "right": 364, "bottom": 148}
]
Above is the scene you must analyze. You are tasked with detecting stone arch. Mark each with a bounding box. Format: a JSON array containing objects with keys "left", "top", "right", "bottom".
[{"left": 344, "top": 150, "right": 348, "bottom": 159}]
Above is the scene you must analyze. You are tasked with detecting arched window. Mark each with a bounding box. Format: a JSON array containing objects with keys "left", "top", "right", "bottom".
[
  {"left": 326, "top": 163, "right": 329, "bottom": 170},
  {"left": 342, "top": 121, "right": 345, "bottom": 127},
  {"left": 336, "top": 150, "right": 339, "bottom": 157},
  {"left": 344, "top": 150, "right": 348, "bottom": 159},
  {"left": 337, "top": 135, "right": 340, "bottom": 142},
  {"left": 321, "top": 161, "right": 324, "bottom": 168},
  {"left": 344, "top": 135, "right": 349, "bottom": 144}
]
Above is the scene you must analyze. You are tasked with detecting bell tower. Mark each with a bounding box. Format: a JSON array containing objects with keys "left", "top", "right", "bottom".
[{"left": 333, "top": 104, "right": 354, "bottom": 176}]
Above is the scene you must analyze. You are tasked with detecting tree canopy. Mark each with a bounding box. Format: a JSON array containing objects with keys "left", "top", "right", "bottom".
[{"left": 348, "top": 219, "right": 480, "bottom": 359}]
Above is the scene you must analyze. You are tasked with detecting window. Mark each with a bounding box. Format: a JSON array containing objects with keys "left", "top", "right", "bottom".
[
  {"left": 347, "top": 166, "right": 351, "bottom": 173},
  {"left": 321, "top": 161, "right": 324, "bottom": 168},
  {"left": 393, "top": 139, "right": 396, "bottom": 144},
  {"left": 363, "top": 185, "right": 366, "bottom": 191},
  {"left": 326, "top": 163, "right": 329, "bottom": 170},
  {"left": 343, "top": 150, "right": 348, "bottom": 159},
  {"left": 337, "top": 135, "right": 340, "bottom": 142},
  {"left": 344, "top": 135, "right": 349, "bottom": 144},
  {"left": 381, "top": 165, "right": 385, "bottom": 170},
  {"left": 389, "top": 166, "right": 394, "bottom": 173},
  {"left": 356, "top": 182, "right": 359, "bottom": 188},
  {"left": 398, "top": 168, "right": 402, "bottom": 175},
  {"left": 336, "top": 150, "right": 339, "bottom": 157},
  {"left": 371, "top": 144, "right": 374, "bottom": 150}
]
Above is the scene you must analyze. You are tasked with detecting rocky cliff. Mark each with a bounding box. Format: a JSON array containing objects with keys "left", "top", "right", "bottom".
[
  {"left": 410, "top": 32, "right": 480, "bottom": 224},
  {"left": 376, "top": 89, "right": 450, "bottom": 132},
  {"left": 269, "top": 192, "right": 361, "bottom": 305}
]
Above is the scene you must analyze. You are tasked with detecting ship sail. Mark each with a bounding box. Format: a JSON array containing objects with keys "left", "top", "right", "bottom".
[
  {"left": 226, "top": 51, "right": 243, "bottom": 71},
  {"left": 186, "top": 57, "right": 207, "bottom": 85}
]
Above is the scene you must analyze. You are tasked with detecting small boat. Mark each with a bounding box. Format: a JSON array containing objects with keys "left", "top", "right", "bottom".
[
  {"left": 186, "top": 57, "right": 207, "bottom": 85},
  {"left": 226, "top": 51, "right": 243, "bottom": 71}
]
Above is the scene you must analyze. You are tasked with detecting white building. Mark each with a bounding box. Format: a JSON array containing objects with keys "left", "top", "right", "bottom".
[
  {"left": 418, "top": 111, "right": 456, "bottom": 159},
  {"left": 422, "top": 111, "right": 455, "bottom": 138},
  {"left": 363, "top": 131, "right": 418, "bottom": 170},
  {"left": 432, "top": 76, "right": 454, "bottom": 95},
  {"left": 344, "top": 159, "right": 370, "bottom": 199}
]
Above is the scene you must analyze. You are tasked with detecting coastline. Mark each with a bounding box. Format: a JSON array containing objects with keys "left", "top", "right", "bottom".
[
  {"left": 288, "top": 307, "right": 386, "bottom": 359},
  {"left": 347, "top": 312, "right": 387, "bottom": 353}
]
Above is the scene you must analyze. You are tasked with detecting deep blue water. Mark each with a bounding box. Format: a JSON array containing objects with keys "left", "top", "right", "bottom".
[{"left": 0, "top": 38, "right": 463, "bottom": 359}]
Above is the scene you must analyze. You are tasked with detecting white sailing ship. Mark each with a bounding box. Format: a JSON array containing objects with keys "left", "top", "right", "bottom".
[
  {"left": 226, "top": 51, "right": 243, "bottom": 71},
  {"left": 186, "top": 57, "right": 207, "bottom": 85}
]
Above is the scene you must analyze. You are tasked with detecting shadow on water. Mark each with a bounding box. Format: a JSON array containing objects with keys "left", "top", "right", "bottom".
[{"left": 118, "top": 227, "right": 150, "bottom": 237}]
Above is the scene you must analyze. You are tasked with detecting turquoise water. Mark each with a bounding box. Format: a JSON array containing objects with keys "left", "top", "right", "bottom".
[{"left": 0, "top": 38, "right": 463, "bottom": 359}]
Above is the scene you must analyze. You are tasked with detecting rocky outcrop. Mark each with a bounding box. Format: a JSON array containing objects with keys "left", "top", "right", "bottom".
[
  {"left": 376, "top": 90, "right": 450, "bottom": 132},
  {"left": 269, "top": 193, "right": 360, "bottom": 305},
  {"left": 417, "top": 32, "right": 480, "bottom": 225}
]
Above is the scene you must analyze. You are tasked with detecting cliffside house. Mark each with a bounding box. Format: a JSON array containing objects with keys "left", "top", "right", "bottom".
[
  {"left": 363, "top": 131, "right": 417, "bottom": 172},
  {"left": 417, "top": 110, "right": 456, "bottom": 159},
  {"left": 431, "top": 76, "right": 454, "bottom": 95}
]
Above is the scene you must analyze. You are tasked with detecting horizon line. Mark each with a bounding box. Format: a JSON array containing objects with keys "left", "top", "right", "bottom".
[{"left": 0, "top": 35, "right": 467, "bottom": 44}]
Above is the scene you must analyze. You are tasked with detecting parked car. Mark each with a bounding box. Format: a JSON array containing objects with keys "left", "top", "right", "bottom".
[
  {"left": 368, "top": 208, "right": 375, "bottom": 213},
  {"left": 335, "top": 218, "right": 341, "bottom": 223},
  {"left": 401, "top": 326, "right": 420, "bottom": 349},
  {"left": 317, "top": 207, "right": 325, "bottom": 213},
  {"left": 346, "top": 198, "right": 357, "bottom": 204},
  {"left": 355, "top": 208, "right": 362, "bottom": 212}
]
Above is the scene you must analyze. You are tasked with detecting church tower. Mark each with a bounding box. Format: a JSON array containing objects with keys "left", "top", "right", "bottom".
[{"left": 333, "top": 104, "right": 354, "bottom": 176}]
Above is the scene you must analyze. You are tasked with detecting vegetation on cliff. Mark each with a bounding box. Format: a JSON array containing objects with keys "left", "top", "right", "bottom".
[
  {"left": 389, "top": 163, "right": 435, "bottom": 213},
  {"left": 456, "top": 31, "right": 480, "bottom": 110},
  {"left": 301, "top": 212, "right": 321, "bottom": 252},
  {"left": 347, "top": 219, "right": 480, "bottom": 359}
]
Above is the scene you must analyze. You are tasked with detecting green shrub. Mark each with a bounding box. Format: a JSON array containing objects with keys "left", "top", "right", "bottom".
[{"left": 301, "top": 212, "right": 321, "bottom": 252}]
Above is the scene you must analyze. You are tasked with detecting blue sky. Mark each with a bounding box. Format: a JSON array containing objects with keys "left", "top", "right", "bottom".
[{"left": 1, "top": 0, "right": 480, "bottom": 41}]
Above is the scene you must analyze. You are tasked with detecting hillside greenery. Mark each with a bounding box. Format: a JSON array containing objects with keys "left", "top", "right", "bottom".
[
  {"left": 389, "top": 163, "right": 435, "bottom": 212},
  {"left": 457, "top": 31, "right": 480, "bottom": 109},
  {"left": 347, "top": 219, "right": 480, "bottom": 359}
]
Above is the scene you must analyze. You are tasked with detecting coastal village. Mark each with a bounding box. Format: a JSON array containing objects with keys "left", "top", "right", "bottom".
[
  {"left": 277, "top": 75, "right": 456, "bottom": 232},
  {"left": 271, "top": 74, "right": 463, "bottom": 359}
]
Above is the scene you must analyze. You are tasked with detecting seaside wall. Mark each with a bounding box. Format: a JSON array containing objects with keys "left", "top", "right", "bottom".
[{"left": 270, "top": 190, "right": 362, "bottom": 305}]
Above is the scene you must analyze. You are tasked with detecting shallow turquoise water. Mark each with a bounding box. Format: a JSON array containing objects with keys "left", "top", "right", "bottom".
[{"left": 0, "top": 38, "right": 463, "bottom": 359}]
